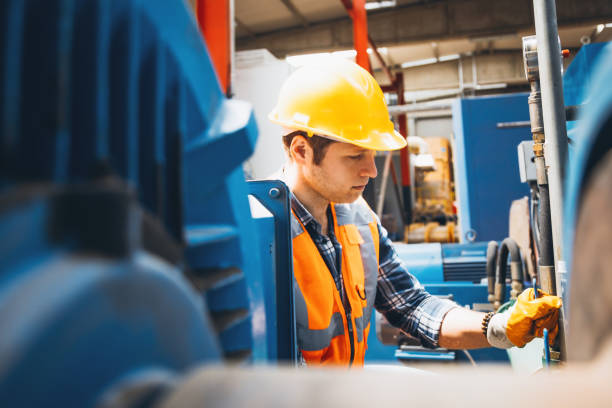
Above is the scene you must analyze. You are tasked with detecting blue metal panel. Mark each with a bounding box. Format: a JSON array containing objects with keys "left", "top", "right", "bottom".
[
  {"left": 366, "top": 241, "right": 510, "bottom": 364},
  {"left": 563, "top": 42, "right": 610, "bottom": 108},
  {"left": 564, "top": 43, "right": 610, "bottom": 144},
  {"left": 0, "top": 0, "right": 267, "bottom": 404},
  {"left": 564, "top": 43, "right": 612, "bottom": 315},
  {"left": 248, "top": 180, "right": 297, "bottom": 363},
  {"left": 395, "top": 349, "right": 456, "bottom": 361},
  {"left": 0, "top": 194, "right": 222, "bottom": 407},
  {"left": 452, "top": 94, "right": 532, "bottom": 242},
  {"left": 251, "top": 209, "right": 276, "bottom": 360},
  {"left": 392, "top": 242, "right": 444, "bottom": 283}
]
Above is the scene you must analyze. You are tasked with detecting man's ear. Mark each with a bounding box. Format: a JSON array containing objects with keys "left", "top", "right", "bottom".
[{"left": 289, "top": 135, "right": 311, "bottom": 164}]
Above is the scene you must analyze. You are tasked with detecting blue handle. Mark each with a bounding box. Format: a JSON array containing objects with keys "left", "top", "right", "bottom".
[{"left": 543, "top": 328, "right": 551, "bottom": 367}]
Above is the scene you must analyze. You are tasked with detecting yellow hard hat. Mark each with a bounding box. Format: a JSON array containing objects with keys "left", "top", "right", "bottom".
[{"left": 268, "top": 57, "right": 407, "bottom": 151}]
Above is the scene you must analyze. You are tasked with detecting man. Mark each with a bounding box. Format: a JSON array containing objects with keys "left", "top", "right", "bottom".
[{"left": 268, "top": 57, "right": 561, "bottom": 366}]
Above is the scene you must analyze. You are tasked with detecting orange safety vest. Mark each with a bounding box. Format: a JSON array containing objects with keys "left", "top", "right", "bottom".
[{"left": 291, "top": 197, "right": 380, "bottom": 366}]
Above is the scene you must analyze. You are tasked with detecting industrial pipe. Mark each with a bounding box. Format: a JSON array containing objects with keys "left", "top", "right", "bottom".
[
  {"left": 532, "top": 0, "right": 568, "bottom": 279},
  {"left": 536, "top": 168, "right": 556, "bottom": 293},
  {"left": 387, "top": 102, "right": 452, "bottom": 116},
  {"left": 522, "top": 35, "right": 557, "bottom": 296},
  {"left": 494, "top": 238, "right": 525, "bottom": 309},
  {"left": 486, "top": 241, "right": 498, "bottom": 305},
  {"left": 523, "top": 30, "right": 566, "bottom": 359}
]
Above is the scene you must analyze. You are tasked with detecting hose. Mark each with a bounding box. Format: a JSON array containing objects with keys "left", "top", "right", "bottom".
[
  {"left": 494, "top": 238, "right": 524, "bottom": 309},
  {"left": 529, "top": 187, "right": 541, "bottom": 257},
  {"left": 486, "top": 241, "right": 498, "bottom": 305},
  {"left": 462, "top": 350, "right": 477, "bottom": 367}
]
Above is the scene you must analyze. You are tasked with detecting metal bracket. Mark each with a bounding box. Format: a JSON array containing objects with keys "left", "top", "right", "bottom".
[{"left": 247, "top": 179, "right": 297, "bottom": 363}]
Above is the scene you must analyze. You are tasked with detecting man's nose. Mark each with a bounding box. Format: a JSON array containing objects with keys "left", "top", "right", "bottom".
[{"left": 361, "top": 152, "right": 378, "bottom": 179}]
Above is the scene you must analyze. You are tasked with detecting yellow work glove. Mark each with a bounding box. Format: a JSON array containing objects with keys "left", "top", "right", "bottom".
[
  {"left": 487, "top": 288, "right": 562, "bottom": 349},
  {"left": 506, "top": 288, "right": 562, "bottom": 347}
]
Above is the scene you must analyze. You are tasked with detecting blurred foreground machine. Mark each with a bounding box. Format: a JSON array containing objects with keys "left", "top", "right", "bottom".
[
  {"left": 2, "top": 0, "right": 612, "bottom": 406},
  {"left": 0, "top": 0, "right": 294, "bottom": 405}
]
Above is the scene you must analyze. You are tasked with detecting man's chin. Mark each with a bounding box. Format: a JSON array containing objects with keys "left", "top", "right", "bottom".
[{"left": 333, "top": 192, "right": 362, "bottom": 204}]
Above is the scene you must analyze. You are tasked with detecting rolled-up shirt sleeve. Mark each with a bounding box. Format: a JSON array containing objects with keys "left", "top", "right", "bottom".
[{"left": 374, "top": 222, "right": 457, "bottom": 348}]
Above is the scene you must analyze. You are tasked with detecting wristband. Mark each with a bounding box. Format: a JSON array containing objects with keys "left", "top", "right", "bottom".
[{"left": 481, "top": 311, "right": 495, "bottom": 338}]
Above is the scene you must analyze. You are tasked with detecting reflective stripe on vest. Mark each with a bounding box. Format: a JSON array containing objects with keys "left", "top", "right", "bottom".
[{"left": 291, "top": 197, "right": 379, "bottom": 365}]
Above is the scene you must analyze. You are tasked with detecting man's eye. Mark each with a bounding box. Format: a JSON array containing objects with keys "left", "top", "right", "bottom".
[{"left": 349, "top": 154, "right": 363, "bottom": 160}]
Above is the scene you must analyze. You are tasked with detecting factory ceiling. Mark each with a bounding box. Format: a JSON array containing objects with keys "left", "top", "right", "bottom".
[{"left": 235, "top": 0, "right": 612, "bottom": 75}]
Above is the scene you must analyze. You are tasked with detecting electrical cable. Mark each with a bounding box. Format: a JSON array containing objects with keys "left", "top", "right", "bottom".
[
  {"left": 529, "top": 187, "right": 542, "bottom": 256},
  {"left": 462, "top": 350, "right": 477, "bottom": 367},
  {"left": 399, "top": 328, "right": 478, "bottom": 367}
]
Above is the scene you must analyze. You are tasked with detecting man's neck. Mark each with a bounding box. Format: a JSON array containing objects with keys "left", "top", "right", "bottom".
[{"left": 285, "top": 164, "right": 330, "bottom": 234}]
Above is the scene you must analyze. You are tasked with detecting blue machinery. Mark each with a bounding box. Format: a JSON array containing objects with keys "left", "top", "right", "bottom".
[
  {"left": 452, "top": 93, "right": 532, "bottom": 243},
  {"left": 2, "top": 0, "right": 612, "bottom": 405},
  {"left": 367, "top": 242, "right": 510, "bottom": 364},
  {"left": 0, "top": 0, "right": 295, "bottom": 405}
]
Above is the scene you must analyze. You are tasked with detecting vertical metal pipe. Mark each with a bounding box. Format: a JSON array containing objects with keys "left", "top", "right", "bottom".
[
  {"left": 348, "top": 0, "right": 370, "bottom": 72},
  {"left": 376, "top": 151, "right": 392, "bottom": 218},
  {"left": 196, "top": 0, "right": 231, "bottom": 95},
  {"left": 536, "top": 160, "right": 556, "bottom": 293},
  {"left": 396, "top": 72, "right": 413, "bottom": 224},
  {"left": 458, "top": 55, "right": 464, "bottom": 95},
  {"left": 532, "top": 0, "right": 568, "bottom": 275},
  {"left": 229, "top": 0, "right": 235, "bottom": 96}
]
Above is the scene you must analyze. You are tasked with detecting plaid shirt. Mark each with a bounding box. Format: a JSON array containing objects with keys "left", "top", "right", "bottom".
[{"left": 291, "top": 194, "right": 457, "bottom": 349}]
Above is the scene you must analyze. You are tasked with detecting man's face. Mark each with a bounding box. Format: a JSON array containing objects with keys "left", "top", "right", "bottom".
[{"left": 303, "top": 141, "right": 378, "bottom": 203}]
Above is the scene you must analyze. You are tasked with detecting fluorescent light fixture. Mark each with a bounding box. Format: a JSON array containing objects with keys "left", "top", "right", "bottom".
[
  {"left": 476, "top": 83, "right": 507, "bottom": 90},
  {"left": 365, "top": 1, "right": 396, "bottom": 11},
  {"left": 401, "top": 58, "right": 437, "bottom": 68},
  {"left": 438, "top": 54, "right": 460, "bottom": 62},
  {"left": 286, "top": 49, "right": 357, "bottom": 67},
  {"left": 367, "top": 47, "right": 388, "bottom": 55},
  {"left": 332, "top": 49, "right": 357, "bottom": 58},
  {"left": 606, "top": 23, "right": 612, "bottom": 28},
  {"left": 597, "top": 24, "right": 605, "bottom": 34},
  {"left": 286, "top": 52, "right": 331, "bottom": 67}
]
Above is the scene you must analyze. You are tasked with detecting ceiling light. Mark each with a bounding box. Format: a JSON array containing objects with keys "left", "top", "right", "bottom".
[
  {"left": 596, "top": 24, "right": 605, "bottom": 34},
  {"left": 476, "top": 83, "right": 507, "bottom": 90},
  {"left": 286, "top": 52, "right": 332, "bottom": 67},
  {"left": 606, "top": 23, "right": 612, "bottom": 28},
  {"left": 401, "top": 58, "right": 437, "bottom": 68},
  {"left": 438, "top": 54, "right": 460, "bottom": 62},
  {"left": 365, "top": 1, "right": 396, "bottom": 11},
  {"left": 332, "top": 49, "right": 357, "bottom": 58},
  {"left": 367, "top": 47, "right": 388, "bottom": 55},
  {"left": 286, "top": 50, "right": 357, "bottom": 67}
]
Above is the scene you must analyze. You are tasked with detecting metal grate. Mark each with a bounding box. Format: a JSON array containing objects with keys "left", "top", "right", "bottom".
[
  {"left": 443, "top": 261, "right": 510, "bottom": 283},
  {"left": 443, "top": 261, "right": 486, "bottom": 282}
]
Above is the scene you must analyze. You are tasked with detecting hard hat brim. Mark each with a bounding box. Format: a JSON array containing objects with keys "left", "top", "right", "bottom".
[{"left": 269, "top": 112, "right": 407, "bottom": 151}]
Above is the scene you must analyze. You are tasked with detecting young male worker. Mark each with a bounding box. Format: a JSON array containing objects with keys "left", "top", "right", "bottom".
[{"left": 268, "top": 58, "right": 562, "bottom": 366}]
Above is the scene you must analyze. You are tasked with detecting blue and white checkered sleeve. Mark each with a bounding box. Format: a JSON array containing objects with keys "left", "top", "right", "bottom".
[{"left": 374, "top": 223, "right": 458, "bottom": 348}]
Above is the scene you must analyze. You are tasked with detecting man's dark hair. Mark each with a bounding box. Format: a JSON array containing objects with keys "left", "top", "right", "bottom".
[{"left": 282, "top": 131, "right": 335, "bottom": 165}]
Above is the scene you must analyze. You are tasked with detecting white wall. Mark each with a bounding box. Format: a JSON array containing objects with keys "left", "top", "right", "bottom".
[{"left": 233, "top": 49, "right": 291, "bottom": 179}]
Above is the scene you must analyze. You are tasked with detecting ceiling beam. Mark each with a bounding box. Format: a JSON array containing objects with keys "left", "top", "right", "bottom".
[
  {"left": 236, "top": 0, "right": 612, "bottom": 57},
  {"left": 279, "top": 0, "right": 310, "bottom": 28},
  {"left": 235, "top": 17, "right": 256, "bottom": 38}
]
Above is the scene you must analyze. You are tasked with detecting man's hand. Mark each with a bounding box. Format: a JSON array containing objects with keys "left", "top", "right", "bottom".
[{"left": 487, "top": 288, "right": 562, "bottom": 349}]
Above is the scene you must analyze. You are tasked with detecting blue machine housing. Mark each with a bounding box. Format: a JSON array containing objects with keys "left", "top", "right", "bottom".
[
  {"left": 452, "top": 94, "right": 533, "bottom": 243},
  {"left": 0, "top": 0, "right": 295, "bottom": 405},
  {"left": 366, "top": 242, "right": 510, "bottom": 364},
  {"left": 563, "top": 43, "right": 612, "bottom": 314}
]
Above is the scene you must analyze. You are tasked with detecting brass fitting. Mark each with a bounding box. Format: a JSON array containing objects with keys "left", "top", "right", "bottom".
[
  {"left": 533, "top": 143, "right": 544, "bottom": 157},
  {"left": 532, "top": 132, "right": 545, "bottom": 144}
]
